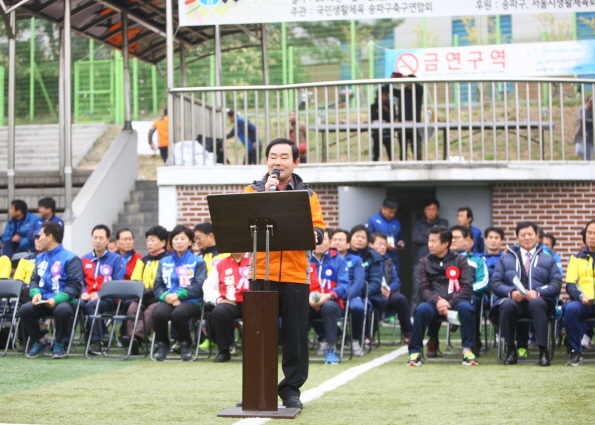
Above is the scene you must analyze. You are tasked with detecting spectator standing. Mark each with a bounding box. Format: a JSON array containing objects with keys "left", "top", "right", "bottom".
[
  {"left": 226, "top": 109, "right": 261, "bottom": 165},
  {"left": 288, "top": 110, "right": 308, "bottom": 163},
  {"left": 573, "top": 96, "right": 594, "bottom": 160},
  {"left": 27, "top": 197, "right": 64, "bottom": 247},
  {"left": 1, "top": 200, "right": 40, "bottom": 261},
  {"left": 371, "top": 85, "right": 396, "bottom": 162},
  {"left": 457, "top": 207, "right": 485, "bottom": 254},
  {"left": 366, "top": 197, "right": 405, "bottom": 274},
  {"left": 148, "top": 108, "right": 169, "bottom": 163},
  {"left": 392, "top": 73, "right": 424, "bottom": 161}
]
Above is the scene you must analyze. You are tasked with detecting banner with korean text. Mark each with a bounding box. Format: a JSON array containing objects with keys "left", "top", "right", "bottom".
[
  {"left": 383, "top": 40, "right": 595, "bottom": 79},
  {"left": 180, "top": 0, "right": 595, "bottom": 27}
]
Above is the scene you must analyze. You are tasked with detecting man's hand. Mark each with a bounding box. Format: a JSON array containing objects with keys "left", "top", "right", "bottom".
[
  {"left": 525, "top": 289, "right": 539, "bottom": 301},
  {"left": 11, "top": 234, "right": 20, "bottom": 243},
  {"left": 81, "top": 292, "right": 90, "bottom": 301},
  {"left": 510, "top": 290, "right": 525, "bottom": 303},
  {"left": 47, "top": 298, "right": 56, "bottom": 309},
  {"left": 436, "top": 298, "right": 450, "bottom": 316},
  {"left": 165, "top": 293, "right": 179, "bottom": 305},
  {"left": 264, "top": 173, "right": 280, "bottom": 192},
  {"left": 172, "top": 299, "right": 181, "bottom": 307},
  {"left": 89, "top": 292, "right": 99, "bottom": 301},
  {"left": 381, "top": 286, "right": 391, "bottom": 299},
  {"left": 311, "top": 293, "right": 331, "bottom": 311},
  {"left": 581, "top": 295, "right": 594, "bottom": 307},
  {"left": 32, "top": 294, "right": 42, "bottom": 306},
  {"left": 220, "top": 299, "right": 237, "bottom": 306}
]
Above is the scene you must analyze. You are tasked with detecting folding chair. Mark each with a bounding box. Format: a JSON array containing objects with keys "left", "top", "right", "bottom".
[
  {"left": 496, "top": 316, "right": 557, "bottom": 364},
  {"left": 84, "top": 280, "right": 148, "bottom": 360},
  {"left": 0, "top": 280, "right": 23, "bottom": 356},
  {"left": 149, "top": 302, "right": 208, "bottom": 362}
]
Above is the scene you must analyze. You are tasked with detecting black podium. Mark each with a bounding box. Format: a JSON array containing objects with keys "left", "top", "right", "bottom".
[{"left": 208, "top": 191, "right": 315, "bottom": 419}]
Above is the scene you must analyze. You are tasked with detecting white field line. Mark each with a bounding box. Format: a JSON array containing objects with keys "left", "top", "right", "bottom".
[{"left": 232, "top": 345, "right": 409, "bottom": 425}]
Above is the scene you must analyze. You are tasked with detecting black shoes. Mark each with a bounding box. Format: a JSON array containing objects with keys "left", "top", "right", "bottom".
[
  {"left": 214, "top": 351, "right": 231, "bottom": 363},
  {"left": 282, "top": 396, "right": 303, "bottom": 409},
  {"left": 155, "top": 343, "right": 169, "bottom": 361},
  {"left": 504, "top": 349, "right": 517, "bottom": 365},
  {"left": 180, "top": 342, "right": 192, "bottom": 361},
  {"left": 539, "top": 347, "right": 550, "bottom": 366},
  {"left": 566, "top": 349, "right": 584, "bottom": 366},
  {"left": 89, "top": 341, "right": 103, "bottom": 355}
]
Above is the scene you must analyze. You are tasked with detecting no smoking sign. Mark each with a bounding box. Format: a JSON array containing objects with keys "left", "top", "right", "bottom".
[{"left": 395, "top": 53, "right": 418, "bottom": 75}]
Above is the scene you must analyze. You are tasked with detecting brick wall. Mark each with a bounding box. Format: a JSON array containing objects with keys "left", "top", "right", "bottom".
[
  {"left": 176, "top": 184, "right": 339, "bottom": 229},
  {"left": 492, "top": 182, "right": 595, "bottom": 277}
]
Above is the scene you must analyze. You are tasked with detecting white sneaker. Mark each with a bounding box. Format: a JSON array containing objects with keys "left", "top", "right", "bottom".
[
  {"left": 316, "top": 342, "right": 328, "bottom": 356},
  {"left": 352, "top": 340, "right": 364, "bottom": 357},
  {"left": 581, "top": 334, "right": 591, "bottom": 349}
]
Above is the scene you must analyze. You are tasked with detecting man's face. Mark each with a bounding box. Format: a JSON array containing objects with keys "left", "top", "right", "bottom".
[
  {"left": 585, "top": 223, "right": 595, "bottom": 251},
  {"left": 37, "top": 231, "right": 52, "bottom": 251},
  {"left": 381, "top": 206, "right": 397, "bottom": 222},
  {"left": 34, "top": 236, "right": 45, "bottom": 253},
  {"left": 194, "top": 231, "right": 214, "bottom": 251},
  {"left": 485, "top": 231, "right": 502, "bottom": 252},
  {"left": 92, "top": 229, "right": 109, "bottom": 253},
  {"left": 350, "top": 230, "right": 368, "bottom": 251},
  {"left": 38, "top": 206, "right": 52, "bottom": 220},
  {"left": 450, "top": 230, "right": 467, "bottom": 252},
  {"left": 9, "top": 205, "right": 23, "bottom": 220},
  {"left": 116, "top": 230, "right": 135, "bottom": 254},
  {"left": 542, "top": 236, "right": 554, "bottom": 250},
  {"left": 457, "top": 210, "right": 471, "bottom": 227},
  {"left": 267, "top": 143, "right": 298, "bottom": 182},
  {"left": 517, "top": 226, "right": 537, "bottom": 251},
  {"left": 227, "top": 114, "right": 235, "bottom": 123},
  {"left": 289, "top": 111, "right": 296, "bottom": 123},
  {"left": 330, "top": 232, "right": 350, "bottom": 255},
  {"left": 370, "top": 236, "right": 387, "bottom": 256},
  {"left": 428, "top": 232, "right": 449, "bottom": 257},
  {"left": 588, "top": 98, "right": 593, "bottom": 111},
  {"left": 314, "top": 232, "right": 330, "bottom": 256},
  {"left": 424, "top": 204, "right": 439, "bottom": 222}
]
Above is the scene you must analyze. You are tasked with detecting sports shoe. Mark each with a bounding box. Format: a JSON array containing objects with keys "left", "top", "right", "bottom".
[
  {"left": 517, "top": 348, "right": 528, "bottom": 360},
  {"left": 581, "top": 334, "right": 591, "bottom": 349},
  {"left": 214, "top": 351, "right": 231, "bottom": 362},
  {"left": 26, "top": 341, "right": 50, "bottom": 359},
  {"left": 155, "top": 342, "right": 169, "bottom": 361},
  {"left": 325, "top": 347, "right": 339, "bottom": 365},
  {"left": 180, "top": 341, "right": 192, "bottom": 361},
  {"left": 566, "top": 349, "right": 584, "bottom": 366},
  {"left": 352, "top": 340, "right": 363, "bottom": 357},
  {"left": 89, "top": 341, "right": 103, "bottom": 355},
  {"left": 462, "top": 350, "right": 478, "bottom": 366},
  {"left": 408, "top": 352, "right": 422, "bottom": 366},
  {"left": 316, "top": 341, "right": 328, "bottom": 356},
  {"left": 199, "top": 338, "right": 216, "bottom": 352},
  {"left": 52, "top": 342, "right": 67, "bottom": 359},
  {"left": 384, "top": 316, "right": 396, "bottom": 324},
  {"left": 426, "top": 338, "right": 439, "bottom": 358}
]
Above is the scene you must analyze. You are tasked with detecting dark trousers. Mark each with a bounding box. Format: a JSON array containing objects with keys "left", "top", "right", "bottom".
[
  {"left": 309, "top": 301, "right": 343, "bottom": 345},
  {"left": 152, "top": 302, "right": 202, "bottom": 345},
  {"left": 372, "top": 131, "right": 393, "bottom": 161},
  {"left": 84, "top": 298, "right": 117, "bottom": 343},
  {"left": 349, "top": 296, "right": 365, "bottom": 342},
  {"left": 159, "top": 146, "right": 168, "bottom": 163},
  {"left": 398, "top": 129, "right": 422, "bottom": 161},
  {"left": 244, "top": 149, "right": 261, "bottom": 165},
  {"left": 409, "top": 300, "right": 475, "bottom": 354},
  {"left": 494, "top": 298, "right": 553, "bottom": 349},
  {"left": 381, "top": 291, "right": 412, "bottom": 336},
  {"left": 209, "top": 302, "right": 243, "bottom": 351},
  {"left": 562, "top": 301, "right": 595, "bottom": 353},
  {"left": 256, "top": 280, "right": 309, "bottom": 400},
  {"left": 19, "top": 301, "right": 75, "bottom": 343}
]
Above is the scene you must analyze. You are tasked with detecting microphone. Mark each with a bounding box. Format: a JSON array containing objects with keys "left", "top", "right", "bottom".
[{"left": 270, "top": 169, "right": 280, "bottom": 191}]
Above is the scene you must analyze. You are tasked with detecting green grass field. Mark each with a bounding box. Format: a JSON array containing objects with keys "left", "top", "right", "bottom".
[{"left": 1, "top": 330, "right": 594, "bottom": 425}]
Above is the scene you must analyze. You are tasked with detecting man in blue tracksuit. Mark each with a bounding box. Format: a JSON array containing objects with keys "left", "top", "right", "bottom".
[
  {"left": 2, "top": 199, "right": 40, "bottom": 261},
  {"left": 366, "top": 197, "right": 405, "bottom": 274},
  {"left": 19, "top": 222, "right": 83, "bottom": 359},
  {"left": 226, "top": 109, "right": 261, "bottom": 165},
  {"left": 457, "top": 207, "right": 485, "bottom": 254},
  {"left": 481, "top": 227, "right": 505, "bottom": 279},
  {"left": 27, "top": 197, "right": 64, "bottom": 247}
]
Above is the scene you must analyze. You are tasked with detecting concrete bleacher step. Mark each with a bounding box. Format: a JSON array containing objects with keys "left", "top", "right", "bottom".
[{"left": 113, "top": 180, "right": 159, "bottom": 254}]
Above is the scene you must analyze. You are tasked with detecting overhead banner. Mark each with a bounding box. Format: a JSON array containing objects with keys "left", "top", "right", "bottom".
[
  {"left": 180, "top": 0, "right": 595, "bottom": 27},
  {"left": 384, "top": 40, "right": 595, "bottom": 79}
]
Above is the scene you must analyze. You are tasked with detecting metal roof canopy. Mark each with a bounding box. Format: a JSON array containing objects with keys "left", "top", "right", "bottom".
[{"left": 0, "top": 0, "right": 264, "bottom": 64}]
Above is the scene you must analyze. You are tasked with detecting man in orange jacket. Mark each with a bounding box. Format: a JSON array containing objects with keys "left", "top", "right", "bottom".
[
  {"left": 245, "top": 138, "right": 325, "bottom": 409},
  {"left": 148, "top": 108, "right": 169, "bottom": 163}
]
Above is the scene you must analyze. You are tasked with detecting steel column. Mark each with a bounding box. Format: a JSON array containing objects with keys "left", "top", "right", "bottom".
[
  {"left": 122, "top": 11, "right": 132, "bottom": 130},
  {"left": 6, "top": 11, "right": 16, "bottom": 203},
  {"left": 166, "top": 0, "right": 174, "bottom": 164},
  {"left": 63, "top": 0, "right": 73, "bottom": 223}
]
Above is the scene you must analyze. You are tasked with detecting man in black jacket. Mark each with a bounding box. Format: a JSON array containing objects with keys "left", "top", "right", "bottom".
[{"left": 407, "top": 226, "right": 475, "bottom": 366}]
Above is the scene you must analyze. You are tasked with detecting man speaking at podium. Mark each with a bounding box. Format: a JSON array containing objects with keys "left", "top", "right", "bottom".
[{"left": 245, "top": 138, "right": 326, "bottom": 409}]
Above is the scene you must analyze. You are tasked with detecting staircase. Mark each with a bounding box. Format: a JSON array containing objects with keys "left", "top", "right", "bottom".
[{"left": 113, "top": 180, "right": 159, "bottom": 254}]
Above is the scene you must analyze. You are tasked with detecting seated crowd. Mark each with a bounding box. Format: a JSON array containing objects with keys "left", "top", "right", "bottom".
[{"left": 0, "top": 196, "right": 593, "bottom": 368}]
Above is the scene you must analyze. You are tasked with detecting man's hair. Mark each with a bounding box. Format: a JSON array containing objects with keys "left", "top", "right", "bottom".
[
  {"left": 38, "top": 197, "right": 56, "bottom": 212},
  {"left": 92, "top": 224, "right": 111, "bottom": 238},
  {"left": 458, "top": 207, "right": 473, "bottom": 222},
  {"left": 170, "top": 225, "right": 195, "bottom": 245},
  {"left": 582, "top": 219, "right": 595, "bottom": 244},
  {"left": 330, "top": 228, "right": 350, "bottom": 241},
  {"left": 163, "top": 107, "right": 168, "bottom": 116},
  {"left": 227, "top": 109, "right": 235, "bottom": 117},
  {"left": 450, "top": 225, "right": 471, "bottom": 239},
  {"left": 429, "top": 225, "right": 452, "bottom": 248},
  {"left": 194, "top": 221, "right": 214, "bottom": 235},
  {"left": 423, "top": 198, "right": 440, "bottom": 209},
  {"left": 515, "top": 221, "right": 539, "bottom": 236},
  {"left": 349, "top": 224, "right": 370, "bottom": 242},
  {"left": 145, "top": 225, "right": 169, "bottom": 241},
  {"left": 265, "top": 138, "right": 300, "bottom": 161},
  {"left": 115, "top": 228, "right": 134, "bottom": 240},
  {"left": 11, "top": 199, "right": 27, "bottom": 214},
  {"left": 484, "top": 226, "right": 505, "bottom": 240},
  {"left": 42, "top": 221, "right": 63, "bottom": 244},
  {"left": 382, "top": 198, "right": 399, "bottom": 210},
  {"left": 370, "top": 232, "right": 387, "bottom": 244},
  {"left": 543, "top": 233, "right": 556, "bottom": 248}
]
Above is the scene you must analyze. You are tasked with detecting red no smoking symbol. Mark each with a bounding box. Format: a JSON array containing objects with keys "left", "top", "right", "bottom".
[{"left": 395, "top": 53, "right": 418, "bottom": 75}]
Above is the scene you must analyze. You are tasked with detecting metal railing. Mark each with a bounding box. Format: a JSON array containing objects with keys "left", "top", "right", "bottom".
[{"left": 169, "top": 77, "right": 595, "bottom": 165}]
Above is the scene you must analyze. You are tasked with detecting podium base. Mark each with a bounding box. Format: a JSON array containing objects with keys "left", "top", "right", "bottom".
[{"left": 217, "top": 406, "right": 301, "bottom": 419}]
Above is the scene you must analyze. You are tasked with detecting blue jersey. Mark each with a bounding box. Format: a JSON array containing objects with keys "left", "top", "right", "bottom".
[
  {"left": 154, "top": 249, "right": 207, "bottom": 303},
  {"left": 366, "top": 212, "right": 404, "bottom": 272},
  {"left": 30, "top": 244, "right": 83, "bottom": 304}
]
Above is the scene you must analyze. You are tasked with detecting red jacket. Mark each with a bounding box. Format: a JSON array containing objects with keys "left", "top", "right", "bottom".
[{"left": 203, "top": 254, "right": 251, "bottom": 304}]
